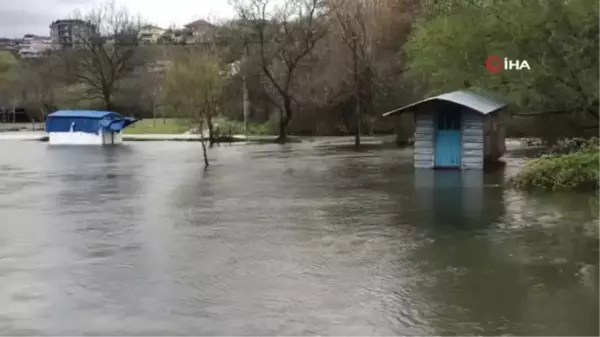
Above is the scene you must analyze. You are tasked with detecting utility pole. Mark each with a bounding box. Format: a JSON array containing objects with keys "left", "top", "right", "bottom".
[
  {"left": 152, "top": 86, "right": 159, "bottom": 127},
  {"left": 353, "top": 34, "right": 361, "bottom": 148},
  {"left": 152, "top": 98, "right": 157, "bottom": 127},
  {"left": 11, "top": 101, "right": 16, "bottom": 123},
  {"left": 243, "top": 75, "right": 249, "bottom": 139},
  {"left": 242, "top": 40, "right": 250, "bottom": 140}
]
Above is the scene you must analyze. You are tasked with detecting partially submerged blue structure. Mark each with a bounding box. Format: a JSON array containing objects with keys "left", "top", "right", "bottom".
[
  {"left": 46, "top": 110, "right": 137, "bottom": 145},
  {"left": 383, "top": 90, "right": 509, "bottom": 170}
]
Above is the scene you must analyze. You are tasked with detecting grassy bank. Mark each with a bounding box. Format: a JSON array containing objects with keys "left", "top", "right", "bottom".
[
  {"left": 124, "top": 118, "right": 277, "bottom": 136},
  {"left": 124, "top": 118, "right": 189, "bottom": 134},
  {"left": 212, "top": 118, "right": 276, "bottom": 136},
  {"left": 510, "top": 138, "right": 599, "bottom": 191}
]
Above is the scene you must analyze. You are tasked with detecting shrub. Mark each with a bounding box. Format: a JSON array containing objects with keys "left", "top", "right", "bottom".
[
  {"left": 542, "top": 137, "right": 599, "bottom": 155},
  {"left": 510, "top": 145, "right": 599, "bottom": 191}
]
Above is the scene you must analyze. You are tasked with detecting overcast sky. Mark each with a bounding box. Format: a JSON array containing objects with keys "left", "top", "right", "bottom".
[{"left": 0, "top": 0, "right": 236, "bottom": 38}]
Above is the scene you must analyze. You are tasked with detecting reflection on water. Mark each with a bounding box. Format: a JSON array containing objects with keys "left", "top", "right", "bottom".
[
  {"left": 0, "top": 142, "right": 597, "bottom": 335},
  {"left": 411, "top": 169, "right": 510, "bottom": 237}
]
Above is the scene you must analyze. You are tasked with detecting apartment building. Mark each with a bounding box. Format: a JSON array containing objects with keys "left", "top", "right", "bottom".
[
  {"left": 17, "top": 34, "right": 53, "bottom": 59},
  {"left": 49, "top": 19, "right": 97, "bottom": 47}
]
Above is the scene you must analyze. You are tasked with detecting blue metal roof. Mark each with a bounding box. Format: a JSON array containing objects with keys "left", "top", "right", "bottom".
[
  {"left": 48, "top": 110, "right": 123, "bottom": 119},
  {"left": 99, "top": 117, "right": 138, "bottom": 131},
  {"left": 46, "top": 110, "right": 138, "bottom": 133},
  {"left": 382, "top": 90, "right": 508, "bottom": 117}
]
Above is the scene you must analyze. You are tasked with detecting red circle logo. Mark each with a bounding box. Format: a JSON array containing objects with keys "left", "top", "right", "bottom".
[{"left": 485, "top": 55, "right": 502, "bottom": 73}]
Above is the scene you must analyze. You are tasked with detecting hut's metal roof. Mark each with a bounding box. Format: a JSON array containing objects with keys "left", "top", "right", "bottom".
[
  {"left": 382, "top": 90, "right": 508, "bottom": 117},
  {"left": 46, "top": 110, "right": 137, "bottom": 133},
  {"left": 48, "top": 110, "right": 122, "bottom": 119}
]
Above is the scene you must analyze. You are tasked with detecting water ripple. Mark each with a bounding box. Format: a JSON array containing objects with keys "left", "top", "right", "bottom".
[{"left": 0, "top": 141, "right": 597, "bottom": 335}]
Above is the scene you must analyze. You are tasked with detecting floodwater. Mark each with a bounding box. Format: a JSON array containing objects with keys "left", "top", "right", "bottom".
[{"left": 0, "top": 141, "right": 598, "bottom": 336}]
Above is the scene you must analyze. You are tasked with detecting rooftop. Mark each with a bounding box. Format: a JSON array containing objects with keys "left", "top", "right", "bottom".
[
  {"left": 50, "top": 19, "right": 94, "bottom": 27},
  {"left": 382, "top": 89, "right": 508, "bottom": 117},
  {"left": 48, "top": 110, "right": 123, "bottom": 119},
  {"left": 185, "top": 19, "right": 215, "bottom": 29},
  {"left": 141, "top": 25, "right": 165, "bottom": 30},
  {"left": 22, "top": 34, "right": 51, "bottom": 40}
]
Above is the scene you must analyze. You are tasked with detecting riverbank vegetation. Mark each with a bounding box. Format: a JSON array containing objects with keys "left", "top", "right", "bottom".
[
  {"left": 510, "top": 138, "right": 599, "bottom": 191},
  {"left": 160, "top": 52, "right": 224, "bottom": 166},
  {"left": 403, "top": 0, "right": 600, "bottom": 191},
  {"left": 405, "top": 0, "right": 598, "bottom": 143},
  {"left": 0, "top": 0, "right": 597, "bottom": 146},
  {"left": 2, "top": 0, "right": 416, "bottom": 142}
]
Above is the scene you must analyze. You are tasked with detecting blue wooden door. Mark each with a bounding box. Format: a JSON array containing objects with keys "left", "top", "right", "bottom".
[{"left": 434, "top": 111, "right": 461, "bottom": 168}]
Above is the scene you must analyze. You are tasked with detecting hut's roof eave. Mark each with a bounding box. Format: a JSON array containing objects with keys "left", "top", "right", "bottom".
[
  {"left": 48, "top": 110, "right": 120, "bottom": 119},
  {"left": 383, "top": 90, "right": 508, "bottom": 117}
]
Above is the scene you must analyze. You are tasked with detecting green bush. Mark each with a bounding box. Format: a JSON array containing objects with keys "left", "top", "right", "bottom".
[
  {"left": 510, "top": 145, "right": 599, "bottom": 191},
  {"left": 542, "top": 137, "right": 599, "bottom": 155}
]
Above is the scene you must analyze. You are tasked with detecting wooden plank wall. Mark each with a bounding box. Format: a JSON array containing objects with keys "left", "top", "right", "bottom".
[
  {"left": 495, "top": 110, "right": 509, "bottom": 158},
  {"left": 414, "top": 112, "right": 435, "bottom": 168},
  {"left": 483, "top": 110, "right": 508, "bottom": 162},
  {"left": 461, "top": 112, "right": 484, "bottom": 169}
]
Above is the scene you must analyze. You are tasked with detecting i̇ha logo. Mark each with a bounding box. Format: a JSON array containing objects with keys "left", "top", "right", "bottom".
[{"left": 485, "top": 55, "right": 531, "bottom": 73}]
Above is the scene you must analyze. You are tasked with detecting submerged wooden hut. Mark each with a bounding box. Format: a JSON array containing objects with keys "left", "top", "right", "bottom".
[
  {"left": 46, "top": 110, "right": 137, "bottom": 145},
  {"left": 383, "top": 90, "right": 509, "bottom": 170}
]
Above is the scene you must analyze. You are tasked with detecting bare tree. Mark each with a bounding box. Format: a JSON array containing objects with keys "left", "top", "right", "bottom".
[
  {"left": 331, "top": 0, "right": 370, "bottom": 147},
  {"left": 0, "top": 51, "right": 21, "bottom": 123},
  {"left": 322, "top": 0, "right": 419, "bottom": 144},
  {"left": 19, "top": 57, "right": 61, "bottom": 130},
  {"left": 60, "top": 0, "right": 143, "bottom": 111},
  {"left": 232, "top": 0, "right": 330, "bottom": 142},
  {"left": 160, "top": 52, "right": 224, "bottom": 168}
]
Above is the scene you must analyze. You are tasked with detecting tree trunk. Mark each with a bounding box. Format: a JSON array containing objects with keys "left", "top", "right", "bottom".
[
  {"left": 207, "top": 115, "right": 215, "bottom": 147},
  {"left": 152, "top": 99, "right": 157, "bottom": 127},
  {"left": 354, "top": 101, "right": 361, "bottom": 147},
  {"left": 277, "top": 116, "right": 287, "bottom": 143},
  {"left": 103, "top": 88, "right": 113, "bottom": 111},
  {"left": 276, "top": 99, "right": 293, "bottom": 143},
  {"left": 353, "top": 42, "right": 361, "bottom": 148},
  {"left": 199, "top": 119, "right": 209, "bottom": 168},
  {"left": 201, "top": 138, "right": 209, "bottom": 168},
  {"left": 243, "top": 75, "right": 250, "bottom": 139},
  {"left": 39, "top": 106, "right": 46, "bottom": 132}
]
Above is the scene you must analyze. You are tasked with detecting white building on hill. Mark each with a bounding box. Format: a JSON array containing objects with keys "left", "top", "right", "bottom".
[{"left": 17, "top": 34, "right": 53, "bottom": 59}]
